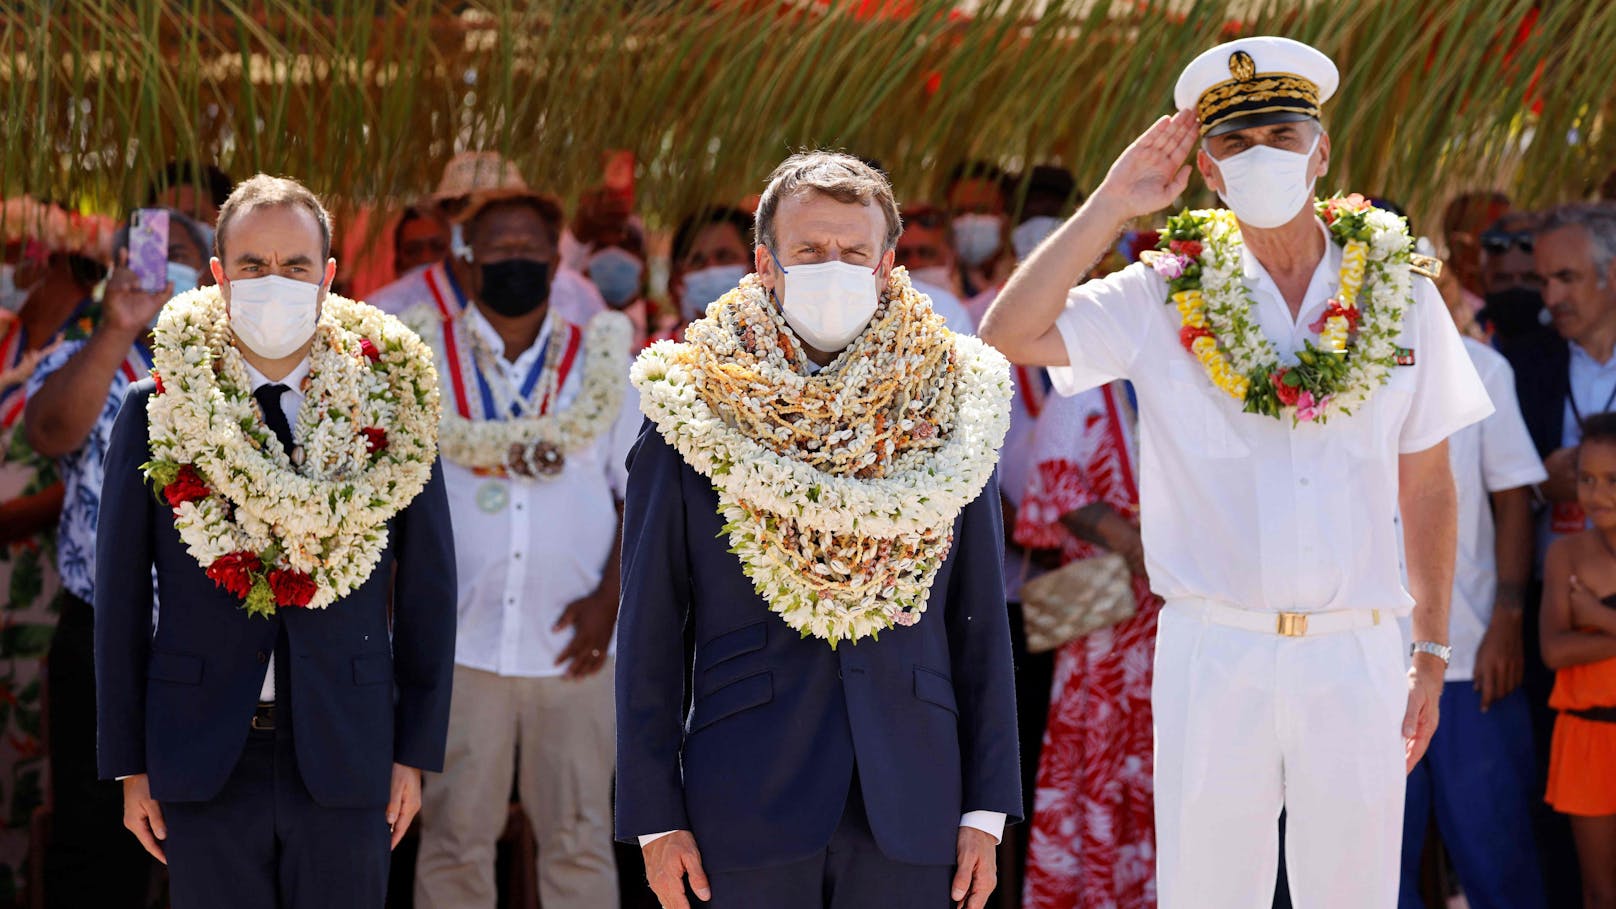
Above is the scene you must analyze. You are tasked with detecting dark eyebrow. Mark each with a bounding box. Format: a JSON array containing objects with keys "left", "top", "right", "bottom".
[
  {"left": 281, "top": 254, "right": 315, "bottom": 267},
  {"left": 233, "top": 253, "right": 269, "bottom": 267}
]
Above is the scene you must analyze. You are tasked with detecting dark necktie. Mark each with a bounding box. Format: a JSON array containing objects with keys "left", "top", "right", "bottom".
[{"left": 252, "top": 383, "right": 296, "bottom": 453}]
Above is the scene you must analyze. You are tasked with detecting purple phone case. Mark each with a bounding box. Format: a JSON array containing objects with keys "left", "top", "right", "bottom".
[{"left": 128, "top": 208, "right": 169, "bottom": 294}]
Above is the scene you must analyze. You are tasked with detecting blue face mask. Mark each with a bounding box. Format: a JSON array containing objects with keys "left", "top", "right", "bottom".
[
  {"left": 166, "top": 261, "right": 200, "bottom": 296},
  {"left": 587, "top": 247, "right": 644, "bottom": 308},
  {"left": 680, "top": 264, "right": 748, "bottom": 322}
]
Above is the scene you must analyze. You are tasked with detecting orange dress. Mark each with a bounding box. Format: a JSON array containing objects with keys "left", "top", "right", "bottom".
[{"left": 1545, "top": 616, "right": 1616, "bottom": 816}]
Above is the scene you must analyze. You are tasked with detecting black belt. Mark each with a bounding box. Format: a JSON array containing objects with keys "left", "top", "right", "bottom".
[
  {"left": 251, "top": 702, "right": 276, "bottom": 731},
  {"left": 1566, "top": 706, "right": 1616, "bottom": 724}
]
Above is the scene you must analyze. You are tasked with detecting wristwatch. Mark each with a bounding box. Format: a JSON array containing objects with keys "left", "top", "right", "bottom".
[{"left": 1411, "top": 641, "right": 1452, "bottom": 665}]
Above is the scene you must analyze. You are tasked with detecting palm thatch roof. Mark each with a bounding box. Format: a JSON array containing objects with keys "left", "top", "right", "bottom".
[{"left": 3, "top": 0, "right": 1613, "bottom": 231}]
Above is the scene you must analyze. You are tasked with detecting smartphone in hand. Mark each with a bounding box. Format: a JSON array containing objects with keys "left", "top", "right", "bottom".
[{"left": 128, "top": 208, "right": 170, "bottom": 294}]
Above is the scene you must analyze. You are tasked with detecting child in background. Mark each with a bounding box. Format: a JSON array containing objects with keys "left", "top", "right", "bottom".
[{"left": 1541, "top": 411, "right": 1616, "bottom": 908}]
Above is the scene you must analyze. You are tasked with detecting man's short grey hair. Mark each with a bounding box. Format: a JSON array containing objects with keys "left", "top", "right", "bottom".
[
  {"left": 1538, "top": 202, "right": 1616, "bottom": 281},
  {"left": 755, "top": 152, "right": 902, "bottom": 254}
]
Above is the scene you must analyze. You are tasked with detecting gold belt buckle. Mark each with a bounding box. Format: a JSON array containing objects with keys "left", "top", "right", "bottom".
[{"left": 1276, "top": 612, "right": 1309, "bottom": 637}]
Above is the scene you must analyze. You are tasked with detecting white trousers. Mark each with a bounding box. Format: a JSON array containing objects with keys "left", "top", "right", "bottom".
[{"left": 1152, "top": 600, "right": 1407, "bottom": 909}]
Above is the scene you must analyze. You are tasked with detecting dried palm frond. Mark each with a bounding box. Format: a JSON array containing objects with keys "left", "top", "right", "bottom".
[{"left": 1, "top": 0, "right": 1610, "bottom": 236}]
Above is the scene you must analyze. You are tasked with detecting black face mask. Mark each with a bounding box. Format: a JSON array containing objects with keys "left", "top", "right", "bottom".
[
  {"left": 478, "top": 258, "right": 551, "bottom": 318},
  {"left": 1480, "top": 286, "right": 1546, "bottom": 339}
]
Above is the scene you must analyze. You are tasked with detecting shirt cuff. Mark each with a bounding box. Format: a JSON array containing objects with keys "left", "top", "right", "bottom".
[
  {"left": 961, "top": 810, "right": 1006, "bottom": 844},
  {"left": 638, "top": 830, "right": 678, "bottom": 847}
]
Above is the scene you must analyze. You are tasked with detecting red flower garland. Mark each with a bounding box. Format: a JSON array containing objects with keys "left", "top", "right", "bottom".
[
  {"left": 267, "top": 569, "right": 317, "bottom": 608},
  {"left": 163, "top": 465, "right": 211, "bottom": 509},
  {"left": 205, "top": 551, "right": 262, "bottom": 599}
]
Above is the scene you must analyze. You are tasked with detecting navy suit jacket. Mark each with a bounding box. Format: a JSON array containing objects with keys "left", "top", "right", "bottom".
[
  {"left": 1503, "top": 329, "right": 1571, "bottom": 458},
  {"left": 614, "top": 423, "right": 1022, "bottom": 872},
  {"left": 95, "top": 379, "right": 458, "bottom": 808}
]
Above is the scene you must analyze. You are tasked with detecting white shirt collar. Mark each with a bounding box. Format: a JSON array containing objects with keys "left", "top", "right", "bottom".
[
  {"left": 1240, "top": 217, "right": 1341, "bottom": 329},
  {"left": 466, "top": 303, "right": 552, "bottom": 367},
  {"left": 241, "top": 354, "right": 313, "bottom": 395}
]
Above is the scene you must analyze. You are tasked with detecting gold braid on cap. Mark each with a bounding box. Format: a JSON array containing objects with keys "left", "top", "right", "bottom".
[{"left": 1197, "top": 50, "right": 1321, "bottom": 136}]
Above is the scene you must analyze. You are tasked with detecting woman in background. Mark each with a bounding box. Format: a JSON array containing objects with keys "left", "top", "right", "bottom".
[{"left": 1015, "top": 380, "right": 1160, "bottom": 909}]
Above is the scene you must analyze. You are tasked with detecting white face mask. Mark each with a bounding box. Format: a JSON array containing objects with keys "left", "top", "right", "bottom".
[
  {"left": 951, "top": 214, "right": 1004, "bottom": 268},
  {"left": 1011, "top": 216, "right": 1062, "bottom": 262},
  {"left": 679, "top": 264, "right": 748, "bottom": 322},
  {"left": 773, "top": 255, "right": 880, "bottom": 353},
  {"left": 1212, "top": 133, "right": 1321, "bottom": 229},
  {"left": 1, "top": 263, "right": 37, "bottom": 314},
  {"left": 228, "top": 274, "right": 321, "bottom": 360},
  {"left": 909, "top": 265, "right": 954, "bottom": 290}
]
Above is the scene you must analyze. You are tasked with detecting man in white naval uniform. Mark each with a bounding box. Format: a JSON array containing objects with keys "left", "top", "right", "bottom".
[{"left": 980, "top": 37, "right": 1492, "bottom": 908}]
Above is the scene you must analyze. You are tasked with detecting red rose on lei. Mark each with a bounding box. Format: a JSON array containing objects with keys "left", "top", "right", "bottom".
[
  {"left": 163, "top": 464, "right": 211, "bottom": 509},
  {"left": 359, "top": 338, "right": 381, "bottom": 363},
  {"left": 152, "top": 370, "right": 165, "bottom": 395},
  {"left": 1169, "top": 239, "right": 1203, "bottom": 258},
  {"left": 361, "top": 427, "right": 388, "bottom": 454},
  {"left": 268, "top": 569, "right": 317, "bottom": 608},
  {"left": 1271, "top": 368, "right": 1302, "bottom": 407},
  {"left": 1179, "top": 325, "right": 1213, "bottom": 352},
  {"left": 206, "top": 551, "right": 263, "bottom": 599}
]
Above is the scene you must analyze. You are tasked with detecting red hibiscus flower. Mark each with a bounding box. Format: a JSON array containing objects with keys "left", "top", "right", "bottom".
[
  {"left": 1179, "top": 325, "right": 1213, "bottom": 351},
  {"left": 152, "top": 371, "right": 165, "bottom": 395},
  {"left": 359, "top": 338, "right": 381, "bottom": 363},
  {"left": 206, "top": 551, "right": 263, "bottom": 599},
  {"left": 1169, "top": 239, "right": 1203, "bottom": 258},
  {"left": 163, "top": 465, "right": 211, "bottom": 509},
  {"left": 361, "top": 427, "right": 388, "bottom": 454},
  {"left": 1271, "top": 368, "right": 1302, "bottom": 407},
  {"left": 267, "top": 569, "right": 317, "bottom": 608},
  {"left": 1309, "top": 301, "right": 1362, "bottom": 334}
]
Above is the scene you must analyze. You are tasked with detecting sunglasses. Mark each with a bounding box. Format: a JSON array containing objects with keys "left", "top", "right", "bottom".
[{"left": 1480, "top": 230, "right": 1534, "bottom": 254}]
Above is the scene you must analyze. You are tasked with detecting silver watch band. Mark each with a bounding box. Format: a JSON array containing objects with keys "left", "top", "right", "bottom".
[{"left": 1411, "top": 640, "right": 1452, "bottom": 665}]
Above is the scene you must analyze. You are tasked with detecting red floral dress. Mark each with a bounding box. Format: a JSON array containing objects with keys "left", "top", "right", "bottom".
[{"left": 1015, "top": 381, "right": 1161, "bottom": 909}]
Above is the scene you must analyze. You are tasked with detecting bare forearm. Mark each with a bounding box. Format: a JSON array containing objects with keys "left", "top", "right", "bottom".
[
  {"left": 1402, "top": 469, "right": 1457, "bottom": 646},
  {"left": 0, "top": 483, "right": 66, "bottom": 544},
  {"left": 26, "top": 328, "right": 138, "bottom": 456},
  {"left": 1491, "top": 487, "right": 1533, "bottom": 613},
  {"left": 979, "top": 195, "right": 1131, "bottom": 365},
  {"left": 1542, "top": 626, "right": 1616, "bottom": 668}
]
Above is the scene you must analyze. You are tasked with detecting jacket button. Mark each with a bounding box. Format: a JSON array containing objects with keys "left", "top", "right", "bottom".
[{"left": 257, "top": 650, "right": 269, "bottom": 664}]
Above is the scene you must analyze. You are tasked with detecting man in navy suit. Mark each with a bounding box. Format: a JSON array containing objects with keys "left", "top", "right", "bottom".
[
  {"left": 95, "top": 175, "right": 457, "bottom": 909},
  {"left": 616, "top": 152, "right": 1021, "bottom": 909}
]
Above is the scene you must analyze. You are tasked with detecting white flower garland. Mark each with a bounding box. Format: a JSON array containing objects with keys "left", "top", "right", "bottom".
[
  {"left": 633, "top": 270, "right": 1011, "bottom": 645},
  {"left": 1158, "top": 198, "right": 1414, "bottom": 422},
  {"left": 410, "top": 307, "right": 630, "bottom": 474},
  {"left": 144, "top": 287, "right": 440, "bottom": 614}
]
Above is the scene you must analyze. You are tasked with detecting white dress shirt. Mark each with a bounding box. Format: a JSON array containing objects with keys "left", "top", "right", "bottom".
[
  {"left": 437, "top": 307, "right": 641, "bottom": 678},
  {"left": 241, "top": 356, "right": 314, "bottom": 702},
  {"left": 1397, "top": 339, "right": 1545, "bottom": 681},
  {"left": 640, "top": 350, "right": 1008, "bottom": 849},
  {"left": 1049, "top": 219, "right": 1493, "bottom": 614}
]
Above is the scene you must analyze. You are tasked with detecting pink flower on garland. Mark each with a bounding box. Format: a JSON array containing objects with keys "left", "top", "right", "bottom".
[
  {"left": 1295, "top": 391, "right": 1327, "bottom": 422},
  {"left": 1151, "top": 254, "right": 1190, "bottom": 280},
  {"left": 359, "top": 338, "right": 381, "bottom": 363}
]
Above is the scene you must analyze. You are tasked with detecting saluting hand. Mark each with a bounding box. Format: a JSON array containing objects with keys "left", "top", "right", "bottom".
[{"left": 1091, "top": 108, "right": 1200, "bottom": 223}]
